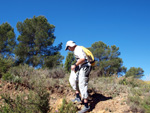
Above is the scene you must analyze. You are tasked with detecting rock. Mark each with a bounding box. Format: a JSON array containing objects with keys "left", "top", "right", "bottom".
[
  {"left": 24, "top": 96, "right": 28, "bottom": 100},
  {"left": 52, "top": 98, "right": 63, "bottom": 112},
  {"left": 97, "top": 110, "right": 106, "bottom": 113}
]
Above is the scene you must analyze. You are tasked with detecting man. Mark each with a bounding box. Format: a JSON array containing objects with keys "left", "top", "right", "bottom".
[{"left": 65, "top": 40, "right": 92, "bottom": 113}]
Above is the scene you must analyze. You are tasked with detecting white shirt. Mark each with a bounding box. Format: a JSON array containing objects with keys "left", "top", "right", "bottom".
[{"left": 74, "top": 46, "right": 88, "bottom": 66}]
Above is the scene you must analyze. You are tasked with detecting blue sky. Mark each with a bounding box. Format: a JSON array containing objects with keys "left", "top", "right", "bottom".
[{"left": 0, "top": 0, "right": 150, "bottom": 80}]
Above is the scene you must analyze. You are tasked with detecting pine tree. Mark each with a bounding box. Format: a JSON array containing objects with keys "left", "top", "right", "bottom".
[
  {"left": 90, "top": 41, "right": 126, "bottom": 76},
  {"left": 125, "top": 67, "right": 144, "bottom": 78},
  {"left": 15, "top": 16, "right": 63, "bottom": 68},
  {"left": 64, "top": 52, "right": 76, "bottom": 72},
  {"left": 0, "top": 22, "right": 16, "bottom": 57}
]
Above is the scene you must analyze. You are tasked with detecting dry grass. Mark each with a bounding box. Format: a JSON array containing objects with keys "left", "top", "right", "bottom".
[
  {"left": 1, "top": 65, "right": 150, "bottom": 113},
  {"left": 145, "top": 81, "right": 150, "bottom": 84},
  {"left": 89, "top": 76, "right": 129, "bottom": 97},
  {"left": 6, "top": 64, "right": 66, "bottom": 89}
]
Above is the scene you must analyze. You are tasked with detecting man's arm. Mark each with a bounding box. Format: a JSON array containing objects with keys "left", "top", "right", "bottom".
[{"left": 71, "top": 58, "right": 85, "bottom": 71}]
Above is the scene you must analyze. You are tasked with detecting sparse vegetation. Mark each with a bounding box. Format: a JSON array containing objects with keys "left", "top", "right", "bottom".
[
  {"left": 0, "top": 89, "right": 50, "bottom": 113},
  {"left": 0, "top": 74, "right": 51, "bottom": 113},
  {"left": 89, "top": 76, "right": 129, "bottom": 97},
  {"left": 0, "top": 56, "right": 14, "bottom": 78},
  {"left": 5, "top": 64, "right": 66, "bottom": 88},
  {"left": 58, "top": 98, "right": 77, "bottom": 113},
  {"left": 0, "top": 63, "right": 150, "bottom": 113},
  {"left": 127, "top": 81, "right": 150, "bottom": 113}
]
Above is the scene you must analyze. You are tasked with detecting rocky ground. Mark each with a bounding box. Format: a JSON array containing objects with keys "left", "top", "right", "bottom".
[
  {"left": 0, "top": 80, "right": 132, "bottom": 113},
  {"left": 50, "top": 89, "right": 131, "bottom": 113}
]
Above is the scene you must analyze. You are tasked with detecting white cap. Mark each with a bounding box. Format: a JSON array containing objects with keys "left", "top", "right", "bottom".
[{"left": 65, "top": 40, "right": 76, "bottom": 50}]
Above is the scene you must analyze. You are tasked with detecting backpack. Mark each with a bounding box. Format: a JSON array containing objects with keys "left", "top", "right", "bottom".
[{"left": 80, "top": 46, "right": 95, "bottom": 66}]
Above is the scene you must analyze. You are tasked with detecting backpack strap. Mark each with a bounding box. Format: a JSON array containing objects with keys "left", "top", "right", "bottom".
[{"left": 90, "top": 60, "right": 95, "bottom": 64}]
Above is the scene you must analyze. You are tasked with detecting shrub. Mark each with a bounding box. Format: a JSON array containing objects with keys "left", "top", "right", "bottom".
[
  {"left": 8, "top": 64, "right": 34, "bottom": 78},
  {"left": 0, "top": 86, "right": 50, "bottom": 113},
  {"left": 0, "top": 56, "right": 14, "bottom": 78},
  {"left": 33, "top": 81, "right": 50, "bottom": 113},
  {"left": 89, "top": 76, "right": 128, "bottom": 97},
  {"left": 129, "top": 103, "right": 145, "bottom": 113},
  {"left": 127, "top": 81, "right": 150, "bottom": 113},
  {"left": 7, "top": 64, "right": 66, "bottom": 89},
  {"left": 58, "top": 98, "right": 77, "bottom": 113},
  {"left": 2, "top": 73, "right": 14, "bottom": 81},
  {"left": 119, "top": 77, "right": 144, "bottom": 88},
  {"left": 2, "top": 73, "right": 21, "bottom": 84},
  {"left": 45, "top": 67, "right": 66, "bottom": 78},
  {"left": 141, "top": 95, "right": 150, "bottom": 113},
  {"left": 0, "top": 93, "right": 39, "bottom": 113}
]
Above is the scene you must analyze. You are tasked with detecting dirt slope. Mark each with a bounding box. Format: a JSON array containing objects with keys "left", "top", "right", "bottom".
[
  {"left": 0, "top": 80, "right": 131, "bottom": 113},
  {"left": 50, "top": 86, "right": 131, "bottom": 113}
]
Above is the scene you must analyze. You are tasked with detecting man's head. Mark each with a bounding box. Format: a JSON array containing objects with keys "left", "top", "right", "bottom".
[{"left": 65, "top": 40, "right": 76, "bottom": 51}]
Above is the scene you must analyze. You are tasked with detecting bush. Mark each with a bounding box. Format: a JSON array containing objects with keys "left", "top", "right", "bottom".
[
  {"left": 141, "top": 95, "right": 150, "bottom": 113},
  {"left": 119, "top": 77, "right": 144, "bottom": 88},
  {"left": 0, "top": 56, "right": 14, "bottom": 78},
  {"left": 7, "top": 64, "right": 66, "bottom": 89},
  {"left": 33, "top": 81, "right": 50, "bottom": 113},
  {"left": 0, "top": 85, "right": 50, "bottom": 113},
  {"left": 58, "top": 98, "right": 77, "bottom": 113},
  {"left": 2, "top": 73, "right": 14, "bottom": 81},
  {"left": 0, "top": 93, "right": 39, "bottom": 113},
  {"left": 127, "top": 80, "right": 150, "bottom": 113},
  {"left": 89, "top": 76, "right": 128, "bottom": 97}
]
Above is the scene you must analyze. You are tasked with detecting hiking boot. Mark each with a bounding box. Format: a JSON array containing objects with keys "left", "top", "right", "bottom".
[
  {"left": 71, "top": 97, "right": 81, "bottom": 103},
  {"left": 78, "top": 106, "right": 90, "bottom": 113}
]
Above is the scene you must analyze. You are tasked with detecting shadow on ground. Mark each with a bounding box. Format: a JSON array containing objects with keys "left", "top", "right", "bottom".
[{"left": 89, "top": 93, "right": 112, "bottom": 111}]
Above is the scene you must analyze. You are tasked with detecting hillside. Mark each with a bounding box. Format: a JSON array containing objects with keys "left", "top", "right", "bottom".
[
  {"left": 1, "top": 74, "right": 150, "bottom": 113},
  {"left": 0, "top": 79, "right": 130, "bottom": 113},
  {"left": 0, "top": 64, "right": 150, "bottom": 113}
]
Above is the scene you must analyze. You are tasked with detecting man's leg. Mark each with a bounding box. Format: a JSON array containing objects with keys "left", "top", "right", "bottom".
[
  {"left": 72, "top": 90, "right": 81, "bottom": 103},
  {"left": 78, "top": 98, "right": 90, "bottom": 113},
  {"left": 78, "top": 66, "right": 91, "bottom": 113},
  {"left": 83, "top": 99, "right": 88, "bottom": 108}
]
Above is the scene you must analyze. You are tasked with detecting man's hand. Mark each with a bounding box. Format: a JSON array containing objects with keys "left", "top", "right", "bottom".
[{"left": 71, "top": 65, "right": 76, "bottom": 71}]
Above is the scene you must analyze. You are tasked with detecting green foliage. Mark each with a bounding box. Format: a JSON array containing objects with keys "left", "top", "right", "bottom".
[
  {"left": 0, "top": 56, "right": 21, "bottom": 83},
  {"left": 141, "top": 95, "right": 150, "bottom": 113},
  {"left": 125, "top": 67, "right": 144, "bottom": 78},
  {"left": 119, "top": 77, "right": 145, "bottom": 87},
  {"left": 7, "top": 64, "right": 66, "bottom": 89},
  {"left": 0, "top": 93, "right": 39, "bottom": 113},
  {"left": 0, "top": 56, "right": 14, "bottom": 78},
  {"left": 89, "top": 76, "right": 150, "bottom": 112},
  {"left": 2, "top": 73, "right": 14, "bottom": 81},
  {"left": 43, "top": 52, "right": 64, "bottom": 69},
  {"left": 0, "top": 90, "right": 50, "bottom": 113},
  {"left": 128, "top": 95, "right": 145, "bottom": 113},
  {"left": 127, "top": 90, "right": 150, "bottom": 113},
  {"left": 90, "top": 41, "right": 126, "bottom": 76},
  {"left": 89, "top": 76, "right": 128, "bottom": 97},
  {"left": 0, "top": 22, "right": 16, "bottom": 57},
  {"left": 64, "top": 52, "right": 76, "bottom": 72},
  {"left": 15, "top": 16, "right": 63, "bottom": 68},
  {"left": 0, "top": 80, "right": 50, "bottom": 113},
  {"left": 47, "top": 67, "right": 66, "bottom": 78},
  {"left": 126, "top": 79, "right": 150, "bottom": 113},
  {"left": 58, "top": 98, "right": 77, "bottom": 113},
  {"left": 119, "top": 78, "right": 127, "bottom": 85},
  {"left": 7, "top": 64, "right": 35, "bottom": 88},
  {"left": 33, "top": 82, "right": 50, "bottom": 113}
]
